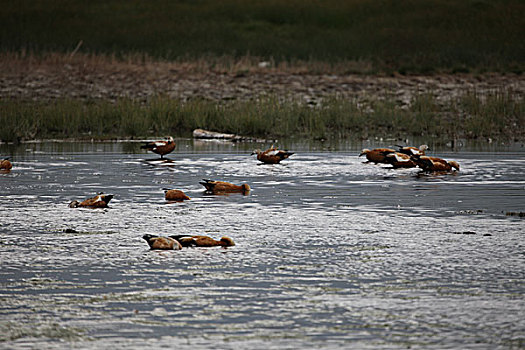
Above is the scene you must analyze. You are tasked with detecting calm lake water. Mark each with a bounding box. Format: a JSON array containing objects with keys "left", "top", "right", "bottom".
[{"left": 1, "top": 139, "right": 524, "bottom": 349}]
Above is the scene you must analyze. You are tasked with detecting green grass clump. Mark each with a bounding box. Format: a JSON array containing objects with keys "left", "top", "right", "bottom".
[
  {"left": 1, "top": 0, "right": 523, "bottom": 73},
  {"left": 1, "top": 91, "right": 523, "bottom": 143}
]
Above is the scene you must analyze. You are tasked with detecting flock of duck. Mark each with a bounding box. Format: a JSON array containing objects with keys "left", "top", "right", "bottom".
[
  {"left": 359, "top": 144, "right": 460, "bottom": 172},
  {"left": 1, "top": 137, "right": 459, "bottom": 251}
]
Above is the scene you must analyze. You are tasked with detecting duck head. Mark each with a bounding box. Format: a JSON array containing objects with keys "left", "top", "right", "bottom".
[
  {"left": 68, "top": 200, "right": 80, "bottom": 208},
  {"left": 142, "top": 234, "right": 157, "bottom": 242},
  {"left": 449, "top": 161, "right": 460, "bottom": 171},
  {"left": 220, "top": 237, "right": 235, "bottom": 246},
  {"left": 359, "top": 149, "right": 370, "bottom": 157}
]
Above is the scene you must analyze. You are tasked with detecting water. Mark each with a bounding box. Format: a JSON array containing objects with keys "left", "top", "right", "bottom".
[{"left": 1, "top": 140, "right": 524, "bottom": 349}]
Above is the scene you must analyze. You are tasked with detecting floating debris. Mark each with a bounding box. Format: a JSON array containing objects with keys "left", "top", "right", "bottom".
[
  {"left": 456, "top": 210, "right": 484, "bottom": 215},
  {"left": 192, "top": 128, "right": 272, "bottom": 143}
]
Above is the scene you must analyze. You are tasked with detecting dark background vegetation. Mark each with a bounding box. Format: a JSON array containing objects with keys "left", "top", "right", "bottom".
[
  {"left": 1, "top": 0, "right": 524, "bottom": 142},
  {"left": 2, "top": 0, "right": 524, "bottom": 74}
]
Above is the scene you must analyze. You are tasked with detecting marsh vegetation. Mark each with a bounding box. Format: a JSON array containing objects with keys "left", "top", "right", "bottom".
[
  {"left": 2, "top": 91, "right": 523, "bottom": 143},
  {"left": 1, "top": 0, "right": 523, "bottom": 143}
]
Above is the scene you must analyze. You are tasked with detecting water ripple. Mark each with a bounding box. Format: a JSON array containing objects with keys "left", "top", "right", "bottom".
[{"left": 0, "top": 144, "right": 524, "bottom": 349}]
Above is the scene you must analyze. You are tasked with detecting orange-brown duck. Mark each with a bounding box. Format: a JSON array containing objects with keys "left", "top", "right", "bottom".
[
  {"left": 170, "top": 235, "right": 235, "bottom": 247},
  {"left": 164, "top": 189, "right": 190, "bottom": 202},
  {"left": 142, "top": 234, "right": 182, "bottom": 250},
  {"left": 385, "top": 152, "right": 417, "bottom": 168},
  {"left": 199, "top": 179, "right": 250, "bottom": 194},
  {"left": 69, "top": 193, "right": 114, "bottom": 208},
  {"left": 359, "top": 148, "right": 396, "bottom": 164},
  {"left": 396, "top": 144, "right": 429, "bottom": 156},
  {"left": 412, "top": 155, "right": 460, "bottom": 172},
  {"left": 251, "top": 146, "right": 294, "bottom": 164},
  {"left": 0, "top": 158, "right": 12, "bottom": 170},
  {"left": 141, "top": 136, "right": 175, "bottom": 159}
]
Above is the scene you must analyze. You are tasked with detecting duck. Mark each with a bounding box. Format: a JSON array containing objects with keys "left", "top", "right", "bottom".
[
  {"left": 164, "top": 189, "right": 190, "bottom": 202},
  {"left": 170, "top": 235, "right": 235, "bottom": 247},
  {"left": 69, "top": 193, "right": 114, "bottom": 208},
  {"left": 358, "top": 148, "right": 396, "bottom": 164},
  {"left": 0, "top": 158, "right": 12, "bottom": 170},
  {"left": 251, "top": 146, "right": 294, "bottom": 164},
  {"left": 411, "top": 155, "right": 460, "bottom": 172},
  {"left": 385, "top": 152, "right": 417, "bottom": 168},
  {"left": 142, "top": 234, "right": 182, "bottom": 250},
  {"left": 199, "top": 179, "right": 250, "bottom": 194},
  {"left": 396, "top": 144, "right": 429, "bottom": 156},
  {"left": 140, "top": 136, "right": 175, "bottom": 159}
]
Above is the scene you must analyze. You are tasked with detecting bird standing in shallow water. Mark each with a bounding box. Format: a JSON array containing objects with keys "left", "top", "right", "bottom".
[
  {"left": 170, "top": 235, "right": 235, "bottom": 247},
  {"left": 69, "top": 193, "right": 114, "bottom": 208},
  {"left": 411, "top": 155, "right": 460, "bottom": 172},
  {"left": 142, "top": 234, "right": 182, "bottom": 250},
  {"left": 164, "top": 189, "right": 190, "bottom": 202},
  {"left": 141, "top": 136, "right": 175, "bottom": 159},
  {"left": 199, "top": 179, "right": 250, "bottom": 194},
  {"left": 251, "top": 146, "right": 294, "bottom": 164},
  {"left": 359, "top": 148, "right": 396, "bottom": 164}
]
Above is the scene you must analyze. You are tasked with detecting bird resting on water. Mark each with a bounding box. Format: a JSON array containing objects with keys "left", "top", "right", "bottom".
[
  {"left": 69, "top": 193, "right": 114, "bottom": 208},
  {"left": 251, "top": 146, "right": 294, "bottom": 164},
  {"left": 170, "top": 235, "right": 235, "bottom": 247},
  {"left": 199, "top": 179, "right": 251, "bottom": 194}
]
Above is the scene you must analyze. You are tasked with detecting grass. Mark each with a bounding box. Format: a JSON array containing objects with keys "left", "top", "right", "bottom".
[
  {"left": 1, "top": 0, "right": 524, "bottom": 74},
  {"left": 1, "top": 91, "right": 523, "bottom": 143}
]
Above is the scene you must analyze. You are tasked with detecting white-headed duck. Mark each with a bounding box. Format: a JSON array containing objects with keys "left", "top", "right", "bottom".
[
  {"left": 359, "top": 148, "right": 396, "bottom": 164},
  {"left": 164, "top": 189, "right": 190, "bottom": 202},
  {"left": 141, "top": 136, "right": 175, "bottom": 158},
  {"left": 396, "top": 144, "right": 429, "bottom": 156},
  {"left": 142, "top": 234, "right": 182, "bottom": 250},
  {"left": 251, "top": 146, "right": 294, "bottom": 164},
  {"left": 170, "top": 235, "right": 235, "bottom": 247},
  {"left": 199, "top": 179, "right": 250, "bottom": 194},
  {"left": 69, "top": 193, "right": 114, "bottom": 208},
  {"left": 412, "top": 155, "right": 460, "bottom": 172},
  {"left": 385, "top": 152, "right": 417, "bottom": 168}
]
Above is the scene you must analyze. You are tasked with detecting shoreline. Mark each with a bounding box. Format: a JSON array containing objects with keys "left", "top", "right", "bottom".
[
  {"left": 1, "top": 54, "right": 524, "bottom": 143},
  {"left": 2, "top": 53, "right": 524, "bottom": 105}
]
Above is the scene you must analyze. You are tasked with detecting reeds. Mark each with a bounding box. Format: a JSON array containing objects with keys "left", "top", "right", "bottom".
[{"left": 1, "top": 91, "right": 523, "bottom": 143}]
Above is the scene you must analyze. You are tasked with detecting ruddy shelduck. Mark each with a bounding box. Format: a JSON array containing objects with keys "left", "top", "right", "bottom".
[
  {"left": 69, "top": 193, "right": 114, "bottom": 208},
  {"left": 411, "top": 155, "right": 460, "bottom": 172},
  {"left": 170, "top": 235, "right": 235, "bottom": 247},
  {"left": 251, "top": 146, "right": 294, "bottom": 164},
  {"left": 164, "top": 189, "right": 190, "bottom": 201},
  {"left": 199, "top": 179, "right": 251, "bottom": 194},
  {"left": 142, "top": 234, "right": 182, "bottom": 250},
  {"left": 385, "top": 152, "right": 417, "bottom": 168},
  {"left": 141, "top": 136, "right": 175, "bottom": 158},
  {"left": 359, "top": 148, "right": 396, "bottom": 164},
  {"left": 0, "top": 158, "right": 12, "bottom": 170},
  {"left": 396, "top": 144, "right": 429, "bottom": 156}
]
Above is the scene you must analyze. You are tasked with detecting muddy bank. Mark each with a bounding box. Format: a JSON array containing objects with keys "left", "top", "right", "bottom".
[{"left": 1, "top": 54, "right": 523, "bottom": 107}]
